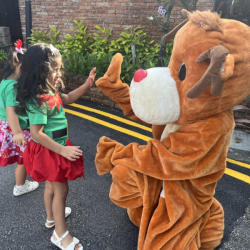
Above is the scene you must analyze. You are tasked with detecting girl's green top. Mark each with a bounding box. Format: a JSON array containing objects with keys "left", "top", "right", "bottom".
[
  {"left": 0, "top": 79, "right": 29, "bottom": 129},
  {"left": 26, "top": 92, "right": 68, "bottom": 146}
]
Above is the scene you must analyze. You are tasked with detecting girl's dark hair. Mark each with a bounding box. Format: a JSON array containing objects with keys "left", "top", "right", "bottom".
[
  {"left": 16, "top": 43, "right": 64, "bottom": 113},
  {"left": 0, "top": 48, "right": 27, "bottom": 82}
]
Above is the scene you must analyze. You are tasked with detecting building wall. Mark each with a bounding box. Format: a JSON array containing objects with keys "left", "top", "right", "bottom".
[{"left": 18, "top": 0, "right": 214, "bottom": 43}]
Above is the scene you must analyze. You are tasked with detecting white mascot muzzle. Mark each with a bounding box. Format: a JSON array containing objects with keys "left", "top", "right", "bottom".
[{"left": 130, "top": 68, "right": 180, "bottom": 125}]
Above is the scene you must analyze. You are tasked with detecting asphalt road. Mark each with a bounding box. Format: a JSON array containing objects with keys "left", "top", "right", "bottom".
[{"left": 0, "top": 99, "right": 250, "bottom": 250}]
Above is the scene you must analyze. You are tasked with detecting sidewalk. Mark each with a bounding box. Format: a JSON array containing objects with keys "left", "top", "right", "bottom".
[
  {"left": 228, "top": 129, "right": 250, "bottom": 164},
  {"left": 219, "top": 129, "right": 250, "bottom": 250}
]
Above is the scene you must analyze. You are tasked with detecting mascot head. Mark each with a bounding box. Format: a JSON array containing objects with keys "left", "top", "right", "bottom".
[{"left": 130, "top": 10, "right": 250, "bottom": 125}]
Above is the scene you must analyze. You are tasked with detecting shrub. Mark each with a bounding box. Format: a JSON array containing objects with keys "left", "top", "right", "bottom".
[
  {"left": 91, "top": 25, "right": 113, "bottom": 53},
  {"left": 109, "top": 27, "right": 157, "bottom": 63},
  {"left": 57, "top": 20, "right": 94, "bottom": 55},
  {"left": 28, "top": 25, "right": 61, "bottom": 45},
  {"left": 28, "top": 21, "right": 173, "bottom": 82},
  {"left": 63, "top": 51, "right": 114, "bottom": 79},
  {"left": 0, "top": 50, "right": 7, "bottom": 61},
  {"left": 64, "top": 50, "right": 170, "bottom": 84},
  {"left": 28, "top": 29, "right": 49, "bottom": 44}
]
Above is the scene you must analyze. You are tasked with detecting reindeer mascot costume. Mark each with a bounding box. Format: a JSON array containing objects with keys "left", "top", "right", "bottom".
[{"left": 95, "top": 10, "right": 250, "bottom": 249}]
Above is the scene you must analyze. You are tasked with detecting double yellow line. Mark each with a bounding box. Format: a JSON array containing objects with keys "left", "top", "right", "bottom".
[{"left": 65, "top": 103, "right": 250, "bottom": 185}]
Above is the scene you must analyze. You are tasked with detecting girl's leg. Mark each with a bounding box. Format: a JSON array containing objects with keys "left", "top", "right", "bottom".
[
  {"left": 15, "top": 164, "right": 27, "bottom": 186},
  {"left": 13, "top": 164, "right": 39, "bottom": 196},
  {"left": 44, "top": 181, "right": 54, "bottom": 227},
  {"left": 51, "top": 181, "right": 82, "bottom": 250}
]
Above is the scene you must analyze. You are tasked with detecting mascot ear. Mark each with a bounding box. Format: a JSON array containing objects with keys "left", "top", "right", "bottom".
[
  {"left": 181, "top": 9, "right": 189, "bottom": 19},
  {"left": 220, "top": 54, "right": 235, "bottom": 81},
  {"left": 163, "top": 9, "right": 189, "bottom": 42}
]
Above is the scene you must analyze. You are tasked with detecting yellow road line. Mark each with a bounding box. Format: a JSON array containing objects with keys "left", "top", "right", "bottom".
[
  {"left": 69, "top": 103, "right": 152, "bottom": 132},
  {"left": 66, "top": 107, "right": 250, "bottom": 185},
  {"left": 65, "top": 109, "right": 152, "bottom": 142},
  {"left": 226, "top": 158, "right": 250, "bottom": 170},
  {"left": 225, "top": 168, "right": 250, "bottom": 184}
]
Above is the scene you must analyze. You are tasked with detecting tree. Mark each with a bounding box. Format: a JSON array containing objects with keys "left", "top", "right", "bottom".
[
  {"left": 213, "top": 0, "right": 250, "bottom": 25},
  {"left": 180, "top": 0, "right": 199, "bottom": 11},
  {"left": 150, "top": 0, "right": 199, "bottom": 67},
  {"left": 156, "top": 0, "right": 175, "bottom": 67}
]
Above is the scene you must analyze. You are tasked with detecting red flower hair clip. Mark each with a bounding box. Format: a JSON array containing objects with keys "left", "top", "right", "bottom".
[{"left": 14, "top": 39, "right": 24, "bottom": 54}]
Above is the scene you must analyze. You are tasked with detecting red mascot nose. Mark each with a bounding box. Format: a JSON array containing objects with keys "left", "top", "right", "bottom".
[{"left": 134, "top": 69, "right": 148, "bottom": 82}]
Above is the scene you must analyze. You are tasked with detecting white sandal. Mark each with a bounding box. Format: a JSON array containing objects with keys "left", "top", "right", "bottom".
[
  {"left": 45, "top": 207, "right": 72, "bottom": 228},
  {"left": 51, "top": 230, "right": 83, "bottom": 250}
]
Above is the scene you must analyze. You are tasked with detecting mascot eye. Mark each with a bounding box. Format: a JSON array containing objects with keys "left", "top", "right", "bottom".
[{"left": 179, "top": 63, "right": 186, "bottom": 81}]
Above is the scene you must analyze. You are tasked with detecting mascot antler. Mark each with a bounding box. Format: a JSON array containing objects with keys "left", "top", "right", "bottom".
[
  {"left": 186, "top": 45, "right": 229, "bottom": 98},
  {"left": 163, "top": 9, "right": 235, "bottom": 99}
]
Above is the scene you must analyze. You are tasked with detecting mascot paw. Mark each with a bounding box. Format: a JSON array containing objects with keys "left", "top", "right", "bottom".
[
  {"left": 96, "top": 53, "right": 123, "bottom": 87},
  {"left": 95, "top": 136, "right": 123, "bottom": 175}
]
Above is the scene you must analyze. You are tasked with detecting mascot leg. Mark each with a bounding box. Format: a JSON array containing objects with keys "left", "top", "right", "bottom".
[
  {"left": 127, "top": 206, "right": 143, "bottom": 227},
  {"left": 199, "top": 198, "right": 224, "bottom": 250},
  {"left": 110, "top": 164, "right": 162, "bottom": 227}
]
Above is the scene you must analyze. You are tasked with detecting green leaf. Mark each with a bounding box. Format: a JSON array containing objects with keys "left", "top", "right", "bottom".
[
  {"left": 120, "top": 32, "right": 129, "bottom": 38},
  {"left": 136, "top": 30, "right": 143, "bottom": 34},
  {"left": 134, "top": 27, "right": 142, "bottom": 31},
  {"left": 95, "top": 25, "right": 103, "bottom": 32}
]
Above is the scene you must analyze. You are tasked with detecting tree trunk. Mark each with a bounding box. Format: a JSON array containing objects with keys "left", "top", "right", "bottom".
[
  {"left": 193, "top": 0, "right": 198, "bottom": 10},
  {"left": 131, "top": 44, "right": 137, "bottom": 64},
  {"left": 158, "top": 34, "right": 167, "bottom": 67},
  {"left": 157, "top": 0, "right": 175, "bottom": 67}
]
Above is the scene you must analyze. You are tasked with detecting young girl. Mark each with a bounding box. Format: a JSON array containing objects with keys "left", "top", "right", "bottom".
[
  {"left": 0, "top": 40, "right": 39, "bottom": 196},
  {"left": 17, "top": 43, "right": 96, "bottom": 250}
]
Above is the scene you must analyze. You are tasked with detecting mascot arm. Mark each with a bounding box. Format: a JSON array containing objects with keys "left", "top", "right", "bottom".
[
  {"left": 95, "top": 53, "right": 150, "bottom": 125},
  {"left": 96, "top": 114, "right": 232, "bottom": 180}
]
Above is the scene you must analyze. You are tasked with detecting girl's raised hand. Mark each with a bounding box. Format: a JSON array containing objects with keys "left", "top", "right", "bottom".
[
  {"left": 86, "top": 68, "right": 97, "bottom": 88},
  {"left": 59, "top": 146, "right": 82, "bottom": 161},
  {"left": 13, "top": 132, "right": 26, "bottom": 147}
]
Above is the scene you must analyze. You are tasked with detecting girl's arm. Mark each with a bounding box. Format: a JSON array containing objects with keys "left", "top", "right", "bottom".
[
  {"left": 30, "top": 124, "right": 82, "bottom": 161},
  {"left": 6, "top": 107, "right": 25, "bottom": 146},
  {"left": 61, "top": 68, "right": 96, "bottom": 105}
]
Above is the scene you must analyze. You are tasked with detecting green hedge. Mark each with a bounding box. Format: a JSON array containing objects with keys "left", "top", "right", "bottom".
[{"left": 28, "top": 21, "right": 173, "bottom": 83}]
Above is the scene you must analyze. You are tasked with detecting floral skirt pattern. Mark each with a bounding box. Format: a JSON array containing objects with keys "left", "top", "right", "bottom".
[{"left": 0, "top": 119, "right": 32, "bottom": 166}]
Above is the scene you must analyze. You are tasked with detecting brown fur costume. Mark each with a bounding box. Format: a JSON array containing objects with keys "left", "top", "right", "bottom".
[{"left": 95, "top": 10, "right": 250, "bottom": 249}]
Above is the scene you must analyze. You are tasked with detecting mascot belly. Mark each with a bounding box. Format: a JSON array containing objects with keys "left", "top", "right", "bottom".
[{"left": 95, "top": 9, "right": 250, "bottom": 250}]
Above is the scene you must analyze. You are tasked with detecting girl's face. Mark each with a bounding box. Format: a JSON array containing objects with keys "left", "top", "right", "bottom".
[{"left": 48, "top": 57, "right": 62, "bottom": 86}]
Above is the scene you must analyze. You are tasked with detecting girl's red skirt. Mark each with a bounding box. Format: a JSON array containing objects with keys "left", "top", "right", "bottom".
[
  {"left": 24, "top": 139, "right": 84, "bottom": 183},
  {"left": 0, "top": 119, "right": 32, "bottom": 166}
]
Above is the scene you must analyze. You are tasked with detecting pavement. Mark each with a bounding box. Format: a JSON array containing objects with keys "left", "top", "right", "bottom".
[
  {"left": 1, "top": 99, "right": 250, "bottom": 249},
  {"left": 227, "top": 130, "right": 250, "bottom": 164},
  {"left": 217, "top": 129, "right": 250, "bottom": 250}
]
